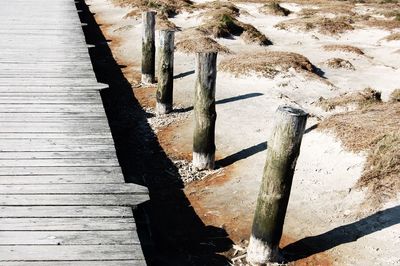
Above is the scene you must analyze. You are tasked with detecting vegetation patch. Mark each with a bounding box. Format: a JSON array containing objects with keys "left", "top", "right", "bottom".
[
  {"left": 200, "top": 12, "right": 271, "bottom": 45},
  {"left": 117, "top": 0, "right": 193, "bottom": 30},
  {"left": 319, "top": 96, "right": 400, "bottom": 206},
  {"left": 363, "top": 17, "right": 400, "bottom": 29},
  {"left": 259, "top": 2, "right": 291, "bottom": 16},
  {"left": 324, "top": 58, "right": 355, "bottom": 70},
  {"left": 113, "top": 0, "right": 193, "bottom": 15},
  {"left": 389, "top": 88, "right": 400, "bottom": 102},
  {"left": 357, "top": 133, "right": 400, "bottom": 206},
  {"left": 175, "top": 28, "right": 230, "bottom": 53},
  {"left": 383, "top": 32, "right": 400, "bottom": 41},
  {"left": 323, "top": 44, "right": 364, "bottom": 55},
  {"left": 275, "top": 16, "right": 354, "bottom": 35},
  {"left": 194, "top": 2, "right": 271, "bottom": 45},
  {"left": 219, "top": 51, "right": 316, "bottom": 78},
  {"left": 318, "top": 88, "right": 381, "bottom": 111}
]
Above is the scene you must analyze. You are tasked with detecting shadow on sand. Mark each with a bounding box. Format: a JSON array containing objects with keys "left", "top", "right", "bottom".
[
  {"left": 282, "top": 205, "right": 400, "bottom": 261},
  {"left": 76, "top": 1, "right": 233, "bottom": 265}
]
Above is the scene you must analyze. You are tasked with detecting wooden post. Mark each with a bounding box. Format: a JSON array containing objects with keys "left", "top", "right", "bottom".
[
  {"left": 156, "top": 30, "right": 175, "bottom": 115},
  {"left": 247, "top": 105, "right": 308, "bottom": 264},
  {"left": 192, "top": 52, "right": 218, "bottom": 170},
  {"left": 141, "top": 11, "right": 156, "bottom": 84}
]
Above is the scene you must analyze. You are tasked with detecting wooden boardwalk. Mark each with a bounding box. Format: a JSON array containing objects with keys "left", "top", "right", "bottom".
[{"left": 0, "top": 0, "right": 149, "bottom": 264}]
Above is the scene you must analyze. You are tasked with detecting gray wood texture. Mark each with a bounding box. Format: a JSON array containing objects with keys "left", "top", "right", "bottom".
[{"left": 0, "top": 0, "right": 149, "bottom": 263}]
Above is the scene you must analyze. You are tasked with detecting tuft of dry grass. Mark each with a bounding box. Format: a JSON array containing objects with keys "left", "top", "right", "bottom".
[
  {"left": 219, "top": 51, "right": 316, "bottom": 78},
  {"left": 259, "top": 2, "right": 291, "bottom": 16},
  {"left": 239, "top": 22, "right": 272, "bottom": 45},
  {"left": 324, "top": 58, "right": 355, "bottom": 70},
  {"left": 319, "top": 99, "right": 400, "bottom": 206},
  {"left": 383, "top": 32, "right": 400, "bottom": 41},
  {"left": 389, "top": 89, "right": 400, "bottom": 102},
  {"left": 117, "top": 0, "right": 193, "bottom": 30},
  {"left": 319, "top": 102, "right": 398, "bottom": 151},
  {"left": 356, "top": 133, "right": 400, "bottom": 206},
  {"left": 323, "top": 44, "right": 364, "bottom": 55},
  {"left": 318, "top": 88, "right": 381, "bottom": 111},
  {"left": 200, "top": 11, "right": 272, "bottom": 45},
  {"left": 275, "top": 16, "right": 354, "bottom": 35},
  {"left": 363, "top": 17, "right": 400, "bottom": 29},
  {"left": 196, "top": 1, "right": 240, "bottom": 17},
  {"left": 113, "top": 0, "right": 193, "bottom": 15},
  {"left": 175, "top": 28, "right": 230, "bottom": 53}
]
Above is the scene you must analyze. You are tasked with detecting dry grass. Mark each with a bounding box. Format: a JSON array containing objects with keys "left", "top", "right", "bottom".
[
  {"left": 323, "top": 44, "right": 365, "bottom": 55},
  {"left": 259, "top": 2, "right": 291, "bottom": 16},
  {"left": 389, "top": 89, "right": 400, "bottom": 102},
  {"left": 383, "top": 32, "right": 400, "bottom": 41},
  {"left": 324, "top": 58, "right": 355, "bottom": 70},
  {"left": 318, "top": 88, "right": 381, "bottom": 111},
  {"left": 219, "top": 51, "right": 316, "bottom": 78},
  {"left": 299, "top": 2, "right": 356, "bottom": 17},
  {"left": 319, "top": 99, "right": 400, "bottom": 206},
  {"left": 175, "top": 28, "right": 230, "bottom": 53},
  {"left": 194, "top": 2, "right": 271, "bottom": 45},
  {"left": 363, "top": 17, "right": 400, "bottom": 29},
  {"left": 116, "top": 0, "right": 193, "bottom": 30},
  {"left": 275, "top": 16, "right": 354, "bottom": 35},
  {"left": 357, "top": 133, "right": 400, "bottom": 205},
  {"left": 113, "top": 0, "right": 193, "bottom": 15}
]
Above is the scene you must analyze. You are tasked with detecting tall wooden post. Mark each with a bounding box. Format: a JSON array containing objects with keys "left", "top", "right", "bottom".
[
  {"left": 141, "top": 11, "right": 156, "bottom": 84},
  {"left": 156, "top": 30, "right": 175, "bottom": 115},
  {"left": 247, "top": 106, "right": 308, "bottom": 264},
  {"left": 193, "top": 52, "right": 217, "bottom": 170}
]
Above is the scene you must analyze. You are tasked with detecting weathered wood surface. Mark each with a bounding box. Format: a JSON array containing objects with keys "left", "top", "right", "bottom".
[
  {"left": 141, "top": 11, "right": 156, "bottom": 84},
  {"left": 0, "top": 0, "right": 148, "bottom": 264},
  {"left": 192, "top": 52, "right": 217, "bottom": 170},
  {"left": 247, "top": 106, "right": 308, "bottom": 264},
  {"left": 156, "top": 30, "right": 175, "bottom": 115}
]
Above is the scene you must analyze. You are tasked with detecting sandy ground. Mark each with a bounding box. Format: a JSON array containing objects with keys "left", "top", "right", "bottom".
[{"left": 85, "top": 0, "right": 400, "bottom": 265}]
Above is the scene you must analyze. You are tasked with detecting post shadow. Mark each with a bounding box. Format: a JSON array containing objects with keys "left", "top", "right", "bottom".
[
  {"left": 76, "top": 1, "right": 232, "bottom": 265},
  {"left": 282, "top": 205, "right": 400, "bottom": 262},
  {"left": 174, "top": 70, "right": 195, "bottom": 79},
  {"left": 216, "top": 141, "right": 267, "bottom": 167},
  {"left": 175, "top": 92, "right": 264, "bottom": 113}
]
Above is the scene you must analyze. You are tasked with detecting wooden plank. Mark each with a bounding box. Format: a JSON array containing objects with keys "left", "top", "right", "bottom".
[
  {"left": 0, "top": 97, "right": 103, "bottom": 104},
  {"left": 0, "top": 145, "right": 115, "bottom": 152},
  {"left": 0, "top": 151, "right": 116, "bottom": 159},
  {"left": 0, "top": 78, "right": 101, "bottom": 86},
  {"left": 0, "top": 158, "right": 119, "bottom": 167},
  {"left": 0, "top": 117, "right": 108, "bottom": 122},
  {"left": 0, "top": 123, "right": 111, "bottom": 133},
  {"left": 0, "top": 104, "right": 106, "bottom": 113},
  {"left": 0, "top": 261, "right": 146, "bottom": 266},
  {"left": 0, "top": 194, "right": 149, "bottom": 206},
  {"left": 0, "top": 231, "right": 139, "bottom": 245},
  {"left": 0, "top": 166, "right": 123, "bottom": 176},
  {"left": 0, "top": 245, "right": 145, "bottom": 261},
  {"left": 0, "top": 138, "right": 115, "bottom": 146},
  {"left": 0, "top": 206, "right": 133, "bottom": 218},
  {"left": 0, "top": 183, "right": 148, "bottom": 195},
  {"left": 0, "top": 218, "right": 136, "bottom": 231},
  {"left": 0, "top": 133, "right": 112, "bottom": 139},
  {"left": 0, "top": 88, "right": 104, "bottom": 93},
  {"left": 0, "top": 84, "right": 107, "bottom": 89},
  {"left": 0, "top": 175, "right": 124, "bottom": 185}
]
